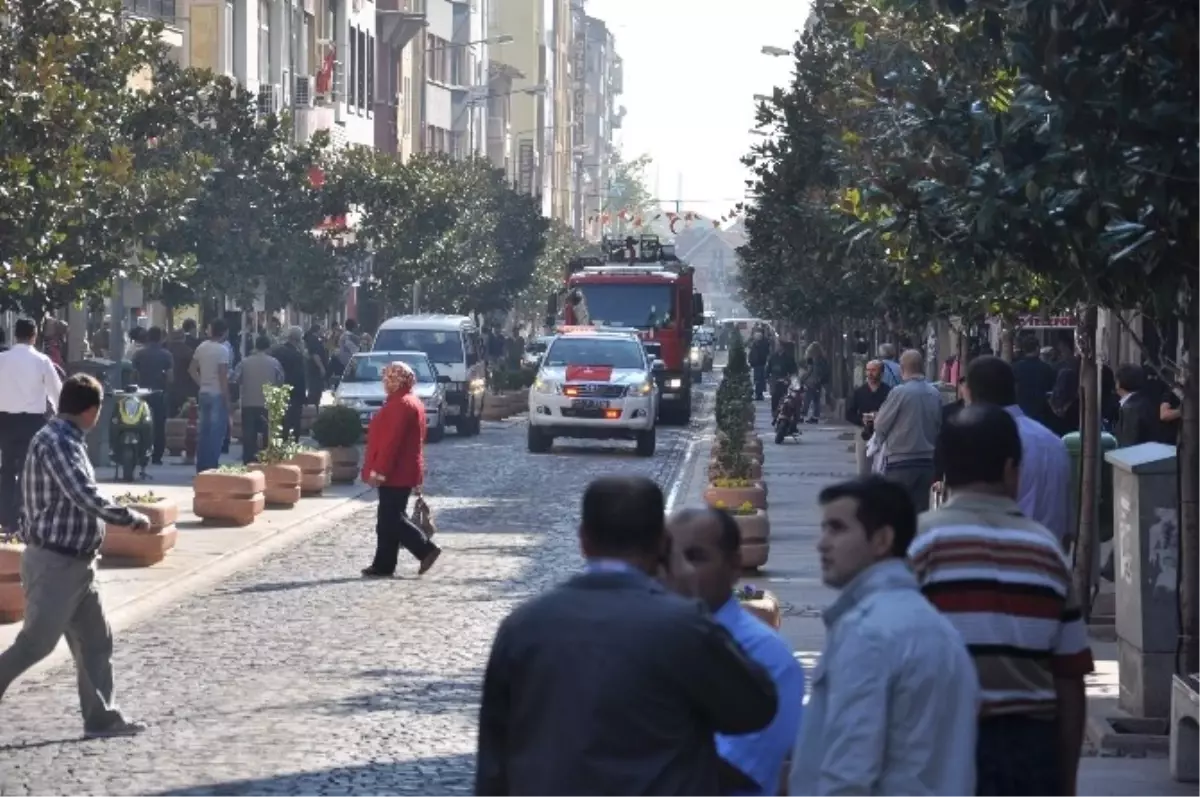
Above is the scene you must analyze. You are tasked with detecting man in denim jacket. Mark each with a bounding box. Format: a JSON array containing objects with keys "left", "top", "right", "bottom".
[{"left": 789, "top": 476, "right": 979, "bottom": 796}]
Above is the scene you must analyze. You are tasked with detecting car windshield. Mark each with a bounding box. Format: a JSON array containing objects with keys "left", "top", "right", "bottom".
[
  {"left": 571, "top": 283, "right": 675, "bottom": 329},
  {"left": 343, "top": 353, "right": 436, "bottom": 383},
  {"left": 545, "top": 337, "right": 647, "bottom": 370},
  {"left": 373, "top": 329, "right": 464, "bottom": 363},
  {"left": 694, "top": 330, "right": 714, "bottom": 345}
]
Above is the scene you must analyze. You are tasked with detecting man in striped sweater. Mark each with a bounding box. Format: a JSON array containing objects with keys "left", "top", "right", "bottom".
[{"left": 909, "top": 403, "right": 1094, "bottom": 796}]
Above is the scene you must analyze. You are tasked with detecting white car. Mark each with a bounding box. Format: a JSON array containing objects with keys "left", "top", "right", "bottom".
[
  {"left": 527, "top": 330, "right": 661, "bottom": 456},
  {"left": 333, "top": 351, "right": 448, "bottom": 442}
]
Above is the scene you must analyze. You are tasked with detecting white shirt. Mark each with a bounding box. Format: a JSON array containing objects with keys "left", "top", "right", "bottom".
[
  {"left": 193, "top": 340, "right": 231, "bottom": 395},
  {"left": 1006, "top": 405, "right": 1072, "bottom": 545},
  {"left": 0, "top": 343, "right": 62, "bottom": 414}
]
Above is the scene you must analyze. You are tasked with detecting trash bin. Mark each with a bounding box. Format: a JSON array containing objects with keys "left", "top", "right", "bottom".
[{"left": 1063, "top": 431, "right": 1118, "bottom": 545}]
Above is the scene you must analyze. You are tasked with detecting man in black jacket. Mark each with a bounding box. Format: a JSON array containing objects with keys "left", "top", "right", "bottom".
[
  {"left": 748, "top": 329, "right": 771, "bottom": 401},
  {"left": 1013, "top": 336, "right": 1057, "bottom": 428},
  {"left": 1115, "top": 363, "right": 1163, "bottom": 448},
  {"left": 767, "top": 340, "right": 798, "bottom": 417},
  {"left": 270, "top": 327, "right": 307, "bottom": 441},
  {"left": 475, "top": 476, "right": 778, "bottom": 796}
]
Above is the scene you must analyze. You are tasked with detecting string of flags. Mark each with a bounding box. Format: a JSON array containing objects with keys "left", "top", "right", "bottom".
[{"left": 585, "top": 207, "right": 745, "bottom": 231}]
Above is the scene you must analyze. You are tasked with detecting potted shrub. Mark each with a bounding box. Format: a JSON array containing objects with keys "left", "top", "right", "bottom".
[
  {"left": 311, "top": 405, "right": 363, "bottom": 484},
  {"left": 0, "top": 531, "right": 23, "bottom": 623},
  {"left": 248, "top": 385, "right": 303, "bottom": 507},
  {"left": 102, "top": 491, "right": 179, "bottom": 566},
  {"left": 194, "top": 464, "right": 267, "bottom": 526},
  {"left": 734, "top": 584, "right": 781, "bottom": 628},
  {"left": 714, "top": 500, "right": 770, "bottom": 568}
]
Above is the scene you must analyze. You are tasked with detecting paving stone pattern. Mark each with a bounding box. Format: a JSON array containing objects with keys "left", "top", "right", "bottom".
[{"left": 0, "top": 410, "right": 700, "bottom": 796}]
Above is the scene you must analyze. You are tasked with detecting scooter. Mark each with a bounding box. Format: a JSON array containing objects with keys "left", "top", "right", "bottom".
[
  {"left": 773, "top": 378, "right": 804, "bottom": 445},
  {"left": 109, "top": 386, "right": 155, "bottom": 482}
]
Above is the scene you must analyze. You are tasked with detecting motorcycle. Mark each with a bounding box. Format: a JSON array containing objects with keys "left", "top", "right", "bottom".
[
  {"left": 109, "top": 386, "right": 155, "bottom": 482},
  {"left": 773, "top": 378, "right": 804, "bottom": 444}
]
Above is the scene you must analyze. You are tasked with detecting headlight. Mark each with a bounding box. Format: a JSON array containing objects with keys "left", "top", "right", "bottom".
[
  {"left": 337, "top": 398, "right": 366, "bottom": 410},
  {"left": 469, "top": 377, "right": 486, "bottom": 394},
  {"left": 628, "top": 379, "right": 654, "bottom": 396},
  {"left": 666, "top": 378, "right": 683, "bottom": 389},
  {"left": 533, "top": 377, "right": 560, "bottom": 394}
]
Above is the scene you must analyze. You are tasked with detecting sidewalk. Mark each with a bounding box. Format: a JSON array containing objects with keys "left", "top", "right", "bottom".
[
  {"left": 0, "top": 442, "right": 375, "bottom": 663},
  {"left": 671, "top": 397, "right": 1186, "bottom": 796}
]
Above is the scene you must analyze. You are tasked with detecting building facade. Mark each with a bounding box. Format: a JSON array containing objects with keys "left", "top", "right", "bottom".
[{"left": 576, "top": 13, "right": 621, "bottom": 240}]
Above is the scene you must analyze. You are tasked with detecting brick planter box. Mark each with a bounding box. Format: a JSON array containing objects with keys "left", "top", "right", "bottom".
[
  {"left": 0, "top": 542, "right": 24, "bottom": 623},
  {"left": 193, "top": 470, "right": 267, "bottom": 526},
  {"left": 102, "top": 499, "right": 179, "bottom": 566},
  {"left": 327, "top": 446, "right": 360, "bottom": 483},
  {"left": 287, "top": 450, "right": 332, "bottom": 495},
  {"left": 733, "top": 510, "right": 770, "bottom": 569},
  {"left": 703, "top": 483, "right": 768, "bottom": 511},
  {"left": 250, "top": 463, "right": 303, "bottom": 507}
]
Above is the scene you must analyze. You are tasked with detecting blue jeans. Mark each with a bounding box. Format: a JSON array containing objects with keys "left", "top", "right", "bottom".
[
  {"left": 803, "top": 385, "right": 823, "bottom": 419},
  {"left": 196, "top": 392, "right": 228, "bottom": 473}
]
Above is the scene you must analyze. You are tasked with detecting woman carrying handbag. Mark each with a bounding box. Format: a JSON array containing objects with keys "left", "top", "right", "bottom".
[{"left": 361, "top": 361, "right": 442, "bottom": 577}]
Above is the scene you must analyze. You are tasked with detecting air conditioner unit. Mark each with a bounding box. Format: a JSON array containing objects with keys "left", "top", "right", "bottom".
[
  {"left": 257, "top": 83, "right": 282, "bottom": 117},
  {"left": 294, "top": 75, "right": 315, "bottom": 108}
]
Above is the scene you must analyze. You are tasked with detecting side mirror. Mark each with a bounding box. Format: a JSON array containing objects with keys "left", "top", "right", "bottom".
[
  {"left": 651, "top": 359, "right": 666, "bottom": 372},
  {"left": 437, "top": 375, "right": 452, "bottom": 384},
  {"left": 692, "top": 292, "right": 705, "bottom": 325}
]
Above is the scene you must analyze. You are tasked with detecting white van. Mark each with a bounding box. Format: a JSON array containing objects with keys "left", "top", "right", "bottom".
[{"left": 372, "top": 314, "right": 488, "bottom": 435}]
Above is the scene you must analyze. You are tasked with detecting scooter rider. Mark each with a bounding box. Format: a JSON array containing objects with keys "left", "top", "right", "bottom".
[{"left": 767, "top": 339, "right": 798, "bottom": 418}]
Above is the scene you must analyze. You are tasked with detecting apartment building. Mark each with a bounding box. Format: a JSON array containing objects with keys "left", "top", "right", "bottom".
[
  {"left": 420, "top": 0, "right": 489, "bottom": 158},
  {"left": 577, "top": 14, "right": 622, "bottom": 240},
  {"left": 375, "top": 0, "right": 426, "bottom": 156}
]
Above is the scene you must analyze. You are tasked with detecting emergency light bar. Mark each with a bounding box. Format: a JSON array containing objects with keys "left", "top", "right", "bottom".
[{"left": 555, "top": 324, "right": 641, "bottom": 337}]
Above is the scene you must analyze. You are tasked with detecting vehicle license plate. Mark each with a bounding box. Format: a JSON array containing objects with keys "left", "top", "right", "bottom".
[{"left": 572, "top": 399, "right": 609, "bottom": 411}]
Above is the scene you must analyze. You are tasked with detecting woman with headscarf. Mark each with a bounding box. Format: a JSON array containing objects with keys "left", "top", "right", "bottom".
[{"left": 361, "top": 361, "right": 442, "bottom": 577}]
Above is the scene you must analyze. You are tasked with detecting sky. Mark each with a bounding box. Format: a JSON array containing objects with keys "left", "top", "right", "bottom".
[{"left": 585, "top": 0, "right": 812, "bottom": 222}]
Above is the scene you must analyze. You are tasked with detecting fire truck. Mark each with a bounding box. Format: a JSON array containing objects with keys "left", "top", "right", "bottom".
[{"left": 546, "top": 234, "right": 705, "bottom": 424}]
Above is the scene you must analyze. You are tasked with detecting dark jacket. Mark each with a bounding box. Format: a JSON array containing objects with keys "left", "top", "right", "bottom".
[
  {"left": 1116, "top": 391, "right": 1163, "bottom": 449},
  {"left": 748, "top": 337, "right": 770, "bottom": 369},
  {"left": 846, "top": 382, "right": 891, "bottom": 430},
  {"left": 271, "top": 342, "right": 307, "bottom": 396},
  {"left": 1013, "top": 354, "right": 1057, "bottom": 426},
  {"left": 766, "top": 349, "right": 798, "bottom": 381},
  {"left": 475, "top": 569, "right": 779, "bottom": 796}
]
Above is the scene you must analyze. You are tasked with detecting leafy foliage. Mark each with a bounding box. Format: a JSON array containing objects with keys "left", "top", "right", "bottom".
[{"left": 310, "top": 405, "right": 363, "bottom": 448}]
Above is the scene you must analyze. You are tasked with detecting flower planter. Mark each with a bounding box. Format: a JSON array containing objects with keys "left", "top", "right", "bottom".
[
  {"left": 193, "top": 470, "right": 267, "bottom": 526},
  {"left": 703, "top": 483, "right": 767, "bottom": 510},
  {"left": 483, "top": 395, "right": 509, "bottom": 422},
  {"left": 741, "top": 590, "right": 781, "bottom": 628},
  {"left": 164, "top": 418, "right": 188, "bottom": 456},
  {"left": 250, "top": 463, "right": 303, "bottom": 507},
  {"left": 327, "top": 446, "right": 360, "bottom": 483},
  {"left": 733, "top": 509, "right": 770, "bottom": 569},
  {"left": 708, "top": 456, "right": 762, "bottom": 481},
  {"left": 743, "top": 436, "right": 764, "bottom": 457},
  {"left": 102, "top": 500, "right": 179, "bottom": 566},
  {"left": 505, "top": 389, "right": 529, "bottom": 417},
  {"left": 287, "top": 450, "right": 332, "bottom": 495},
  {"left": 0, "top": 542, "right": 24, "bottom": 623}
]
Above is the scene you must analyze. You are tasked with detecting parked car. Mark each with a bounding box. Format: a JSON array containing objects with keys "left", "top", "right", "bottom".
[{"left": 333, "top": 350, "right": 448, "bottom": 442}]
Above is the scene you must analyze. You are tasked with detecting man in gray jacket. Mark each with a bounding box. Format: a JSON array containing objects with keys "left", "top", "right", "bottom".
[
  {"left": 870, "top": 349, "right": 943, "bottom": 511},
  {"left": 231, "top": 335, "right": 283, "bottom": 465}
]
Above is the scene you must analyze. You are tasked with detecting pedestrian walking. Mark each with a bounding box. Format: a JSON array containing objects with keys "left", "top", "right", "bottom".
[
  {"left": 303, "top": 323, "right": 328, "bottom": 406},
  {"left": 131, "top": 326, "right": 174, "bottom": 465},
  {"left": 910, "top": 404, "right": 1093, "bottom": 796},
  {"left": 0, "top": 319, "right": 63, "bottom": 531},
  {"left": 0, "top": 374, "right": 150, "bottom": 737},
  {"left": 270, "top": 327, "right": 307, "bottom": 442},
  {"left": 667, "top": 508, "right": 805, "bottom": 796},
  {"left": 801, "top": 342, "right": 830, "bottom": 423},
  {"left": 790, "top": 476, "right": 979, "bottom": 796},
  {"left": 767, "top": 339, "right": 798, "bottom": 418},
  {"left": 1013, "top": 336, "right": 1058, "bottom": 428},
  {"left": 869, "top": 349, "right": 943, "bottom": 511},
  {"left": 231, "top": 335, "right": 284, "bottom": 465},
  {"left": 748, "top": 329, "right": 770, "bottom": 401},
  {"left": 188, "top": 319, "right": 232, "bottom": 473},
  {"left": 877, "top": 343, "right": 902, "bottom": 387},
  {"left": 846, "top": 359, "right": 891, "bottom": 474},
  {"left": 331, "top": 318, "right": 361, "bottom": 378},
  {"left": 360, "top": 361, "right": 441, "bottom": 578},
  {"left": 963, "top": 355, "right": 1071, "bottom": 547},
  {"left": 475, "top": 476, "right": 779, "bottom": 796},
  {"left": 1114, "top": 363, "right": 1164, "bottom": 448}
]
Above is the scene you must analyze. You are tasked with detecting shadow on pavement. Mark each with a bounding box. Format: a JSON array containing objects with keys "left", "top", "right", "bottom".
[
  {"left": 211, "top": 575, "right": 388, "bottom": 596},
  {"left": 153, "top": 753, "right": 477, "bottom": 796}
]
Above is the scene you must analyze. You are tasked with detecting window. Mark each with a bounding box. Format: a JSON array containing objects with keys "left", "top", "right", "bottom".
[
  {"left": 223, "top": 0, "right": 234, "bottom": 75},
  {"left": 123, "top": 0, "right": 177, "bottom": 19},
  {"left": 366, "top": 35, "right": 375, "bottom": 108},
  {"left": 258, "top": 0, "right": 271, "bottom": 84},
  {"left": 348, "top": 25, "right": 357, "bottom": 108},
  {"left": 403, "top": 77, "right": 411, "bottom": 134},
  {"left": 357, "top": 28, "right": 367, "bottom": 111}
]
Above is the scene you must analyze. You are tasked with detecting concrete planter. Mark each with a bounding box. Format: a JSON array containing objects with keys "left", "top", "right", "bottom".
[
  {"left": 102, "top": 500, "right": 179, "bottom": 566},
  {"left": 733, "top": 509, "right": 770, "bottom": 569},
  {"left": 708, "top": 456, "right": 762, "bottom": 481},
  {"left": 0, "top": 542, "right": 24, "bottom": 623},
  {"left": 287, "top": 450, "right": 332, "bottom": 495},
  {"left": 327, "top": 446, "right": 360, "bottom": 483},
  {"left": 482, "top": 395, "right": 509, "bottom": 422},
  {"left": 250, "top": 463, "right": 303, "bottom": 507},
  {"left": 703, "top": 483, "right": 768, "bottom": 511},
  {"left": 740, "top": 590, "right": 781, "bottom": 628},
  {"left": 193, "top": 470, "right": 267, "bottom": 526}
]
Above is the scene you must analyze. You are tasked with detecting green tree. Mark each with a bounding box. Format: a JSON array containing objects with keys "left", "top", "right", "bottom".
[{"left": 604, "top": 150, "right": 655, "bottom": 228}]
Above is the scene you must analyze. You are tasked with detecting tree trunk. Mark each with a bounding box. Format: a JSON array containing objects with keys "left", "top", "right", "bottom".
[
  {"left": 1072, "top": 304, "right": 1100, "bottom": 620},
  {"left": 1180, "top": 315, "right": 1199, "bottom": 674},
  {"left": 1000, "top": 318, "right": 1015, "bottom": 362}
]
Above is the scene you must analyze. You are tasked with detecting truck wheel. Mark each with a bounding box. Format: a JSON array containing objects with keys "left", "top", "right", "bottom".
[
  {"left": 527, "top": 426, "right": 552, "bottom": 453},
  {"left": 635, "top": 428, "right": 656, "bottom": 457}
]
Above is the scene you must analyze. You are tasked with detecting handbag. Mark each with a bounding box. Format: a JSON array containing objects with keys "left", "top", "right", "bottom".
[{"left": 411, "top": 495, "right": 437, "bottom": 539}]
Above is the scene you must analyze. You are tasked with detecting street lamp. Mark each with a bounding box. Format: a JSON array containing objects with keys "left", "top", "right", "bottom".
[{"left": 761, "top": 45, "right": 790, "bottom": 57}]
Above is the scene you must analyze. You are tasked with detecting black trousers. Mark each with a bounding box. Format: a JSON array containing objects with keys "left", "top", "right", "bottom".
[
  {"left": 283, "top": 392, "right": 304, "bottom": 441},
  {"left": 241, "top": 406, "right": 269, "bottom": 465},
  {"left": 372, "top": 486, "right": 437, "bottom": 574},
  {"left": 0, "top": 412, "right": 46, "bottom": 529},
  {"left": 976, "top": 714, "right": 1060, "bottom": 795},
  {"left": 145, "top": 391, "right": 167, "bottom": 463},
  {"left": 770, "top": 379, "right": 789, "bottom": 418}
]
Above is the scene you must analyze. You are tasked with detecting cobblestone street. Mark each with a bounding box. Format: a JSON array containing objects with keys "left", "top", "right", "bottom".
[{"left": 0, "top": 407, "right": 701, "bottom": 796}]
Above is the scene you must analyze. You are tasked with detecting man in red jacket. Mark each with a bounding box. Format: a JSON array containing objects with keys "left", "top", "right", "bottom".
[{"left": 361, "top": 361, "right": 441, "bottom": 577}]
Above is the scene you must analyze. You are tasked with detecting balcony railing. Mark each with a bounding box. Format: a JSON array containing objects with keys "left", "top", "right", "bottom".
[{"left": 122, "top": 0, "right": 177, "bottom": 20}]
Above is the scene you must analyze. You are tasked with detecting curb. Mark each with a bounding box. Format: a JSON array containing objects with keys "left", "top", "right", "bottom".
[{"left": 16, "top": 484, "right": 377, "bottom": 681}]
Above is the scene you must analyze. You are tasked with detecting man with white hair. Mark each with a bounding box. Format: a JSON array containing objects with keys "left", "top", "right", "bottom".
[
  {"left": 877, "top": 343, "right": 902, "bottom": 387},
  {"left": 870, "top": 349, "right": 943, "bottom": 512}
]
